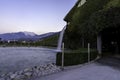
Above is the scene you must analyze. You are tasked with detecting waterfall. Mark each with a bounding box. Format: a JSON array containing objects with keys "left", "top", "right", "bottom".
[{"left": 56, "top": 25, "right": 66, "bottom": 52}]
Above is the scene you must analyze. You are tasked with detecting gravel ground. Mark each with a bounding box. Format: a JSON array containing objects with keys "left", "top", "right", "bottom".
[{"left": 0, "top": 63, "right": 61, "bottom": 80}]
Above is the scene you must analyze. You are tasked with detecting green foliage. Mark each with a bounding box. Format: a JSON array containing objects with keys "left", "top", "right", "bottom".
[
  {"left": 71, "top": 0, "right": 110, "bottom": 26},
  {"left": 34, "top": 34, "right": 59, "bottom": 47},
  {"left": 64, "top": 0, "right": 81, "bottom": 22},
  {"left": 64, "top": 27, "right": 82, "bottom": 49},
  {"left": 87, "top": 7, "right": 120, "bottom": 34},
  {"left": 64, "top": 0, "right": 120, "bottom": 49},
  {"left": 56, "top": 48, "right": 98, "bottom": 66},
  {"left": 105, "top": 0, "right": 120, "bottom": 9}
]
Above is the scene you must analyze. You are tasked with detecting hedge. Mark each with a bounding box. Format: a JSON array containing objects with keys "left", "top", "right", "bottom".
[{"left": 56, "top": 50, "right": 98, "bottom": 66}]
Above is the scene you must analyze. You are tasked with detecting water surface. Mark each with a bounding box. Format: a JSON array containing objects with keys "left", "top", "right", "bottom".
[{"left": 0, "top": 47, "right": 56, "bottom": 74}]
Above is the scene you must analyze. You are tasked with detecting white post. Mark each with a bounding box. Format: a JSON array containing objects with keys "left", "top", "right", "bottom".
[
  {"left": 62, "top": 43, "right": 64, "bottom": 70},
  {"left": 88, "top": 43, "right": 90, "bottom": 62}
]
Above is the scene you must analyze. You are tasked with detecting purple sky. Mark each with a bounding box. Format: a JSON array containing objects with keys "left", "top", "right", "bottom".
[{"left": 0, "top": 0, "right": 77, "bottom": 34}]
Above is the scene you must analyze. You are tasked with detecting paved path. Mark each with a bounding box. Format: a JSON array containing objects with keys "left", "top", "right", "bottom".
[{"left": 33, "top": 57, "right": 120, "bottom": 80}]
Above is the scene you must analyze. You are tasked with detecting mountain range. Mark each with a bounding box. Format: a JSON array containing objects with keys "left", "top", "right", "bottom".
[{"left": 0, "top": 31, "right": 59, "bottom": 41}]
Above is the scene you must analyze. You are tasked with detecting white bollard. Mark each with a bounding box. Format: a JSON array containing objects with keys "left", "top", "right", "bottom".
[{"left": 88, "top": 43, "right": 90, "bottom": 62}]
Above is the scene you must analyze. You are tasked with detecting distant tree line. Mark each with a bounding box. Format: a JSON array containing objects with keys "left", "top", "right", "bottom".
[{"left": 0, "top": 34, "right": 59, "bottom": 47}]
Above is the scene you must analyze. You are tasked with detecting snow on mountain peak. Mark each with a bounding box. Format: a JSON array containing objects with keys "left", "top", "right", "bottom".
[{"left": 23, "top": 31, "right": 36, "bottom": 36}]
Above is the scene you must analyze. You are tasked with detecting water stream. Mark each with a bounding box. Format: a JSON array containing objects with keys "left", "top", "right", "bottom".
[{"left": 56, "top": 25, "right": 66, "bottom": 52}]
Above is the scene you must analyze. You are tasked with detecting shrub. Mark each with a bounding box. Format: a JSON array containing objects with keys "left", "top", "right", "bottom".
[{"left": 56, "top": 49, "right": 98, "bottom": 66}]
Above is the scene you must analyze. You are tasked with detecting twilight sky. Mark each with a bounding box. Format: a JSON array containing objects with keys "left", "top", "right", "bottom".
[{"left": 0, "top": 0, "right": 77, "bottom": 34}]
